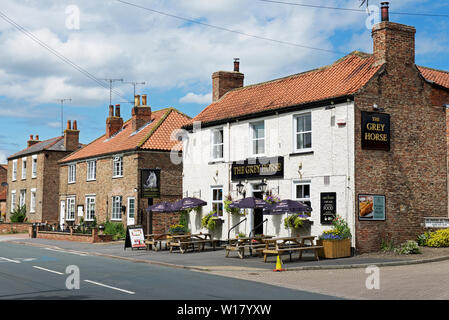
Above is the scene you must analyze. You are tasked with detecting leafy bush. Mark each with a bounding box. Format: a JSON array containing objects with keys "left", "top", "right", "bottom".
[
  {"left": 201, "top": 211, "right": 218, "bottom": 230},
  {"left": 284, "top": 214, "right": 309, "bottom": 229},
  {"left": 416, "top": 232, "right": 431, "bottom": 246},
  {"left": 103, "top": 221, "right": 126, "bottom": 240},
  {"left": 395, "top": 240, "right": 421, "bottom": 254},
  {"left": 426, "top": 229, "right": 449, "bottom": 248},
  {"left": 380, "top": 238, "right": 396, "bottom": 252},
  {"left": 10, "top": 205, "right": 26, "bottom": 223}
]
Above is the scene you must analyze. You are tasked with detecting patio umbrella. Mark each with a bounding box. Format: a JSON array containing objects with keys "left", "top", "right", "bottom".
[
  {"left": 228, "top": 197, "right": 270, "bottom": 209},
  {"left": 171, "top": 197, "right": 207, "bottom": 211},
  {"left": 146, "top": 201, "right": 176, "bottom": 234}
]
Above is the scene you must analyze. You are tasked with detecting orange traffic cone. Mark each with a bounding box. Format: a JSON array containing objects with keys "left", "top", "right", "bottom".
[{"left": 273, "top": 255, "right": 285, "bottom": 272}]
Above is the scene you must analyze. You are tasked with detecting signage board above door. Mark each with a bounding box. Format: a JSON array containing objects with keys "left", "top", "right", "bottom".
[{"left": 231, "top": 157, "right": 284, "bottom": 181}]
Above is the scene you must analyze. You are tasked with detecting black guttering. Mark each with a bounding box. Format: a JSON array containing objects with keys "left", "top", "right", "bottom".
[{"left": 182, "top": 95, "right": 354, "bottom": 131}]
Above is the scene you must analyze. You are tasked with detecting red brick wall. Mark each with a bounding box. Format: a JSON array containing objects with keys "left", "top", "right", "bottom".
[{"left": 0, "top": 223, "right": 32, "bottom": 234}]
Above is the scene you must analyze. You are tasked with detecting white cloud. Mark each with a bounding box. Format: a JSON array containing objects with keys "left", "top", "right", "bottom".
[{"left": 179, "top": 92, "right": 212, "bottom": 104}]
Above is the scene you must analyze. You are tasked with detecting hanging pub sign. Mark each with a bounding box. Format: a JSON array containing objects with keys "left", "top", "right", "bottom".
[
  {"left": 320, "top": 192, "right": 336, "bottom": 225},
  {"left": 231, "top": 156, "right": 284, "bottom": 181},
  {"left": 358, "top": 194, "right": 386, "bottom": 221},
  {"left": 141, "top": 168, "right": 161, "bottom": 198},
  {"left": 361, "top": 111, "right": 390, "bottom": 151},
  {"left": 124, "top": 225, "right": 146, "bottom": 250}
]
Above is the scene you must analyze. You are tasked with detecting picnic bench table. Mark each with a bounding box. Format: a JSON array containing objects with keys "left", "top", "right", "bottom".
[
  {"left": 225, "top": 236, "right": 274, "bottom": 259},
  {"left": 262, "top": 236, "right": 323, "bottom": 262},
  {"left": 168, "top": 233, "right": 220, "bottom": 253},
  {"left": 145, "top": 233, "right": 171, "bottom": 251}
]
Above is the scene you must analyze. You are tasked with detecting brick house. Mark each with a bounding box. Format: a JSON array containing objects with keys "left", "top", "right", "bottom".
[
  {"left": 58, "top": 95, "right": 191, "bottom": 234},
  {"left": 182, "top": 4, "right": 449, "bottom": 252},
  {"left": 0, "top": 164, "right": 7, "bottom": 220},
  {"left": 6, "top": 124, "right": 81, "bottom": 223}
]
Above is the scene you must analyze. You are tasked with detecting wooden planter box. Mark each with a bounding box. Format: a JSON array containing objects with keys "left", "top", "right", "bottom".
[{"left": 316, "top": 238, "right": 351, "bottom": 259}]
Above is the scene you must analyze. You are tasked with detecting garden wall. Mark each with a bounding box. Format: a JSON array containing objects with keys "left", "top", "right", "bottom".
[
  {"left": 36, "top": 228, "right": 113, "bottom": 243},
  {"left": 0, "top": 223, "right": 32, "bottom": 235}
]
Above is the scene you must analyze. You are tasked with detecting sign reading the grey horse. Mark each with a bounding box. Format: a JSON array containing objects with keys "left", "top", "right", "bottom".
[
  {"left": 231, "top": 157, "right": 284, "bottom": 181},
  {"left": 141, "top": 169, "right": 161, "bottom": 198}
]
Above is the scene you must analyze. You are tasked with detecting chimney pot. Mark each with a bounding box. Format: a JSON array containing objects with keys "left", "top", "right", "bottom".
[
  {"left": 134, "top": 95, "right": 141, "bottom": 107},
  {"left": 73, "top": 120, "right": 77, "bottom": 131},
  {"left": 141, "top": 94, "right": 147, "bottom": 106},
  {"left": 234, "top": 58, "right": 240, "bottom": 72},
  {"left": 29, "top": 134, "right": 33, "bottom": 141},
  {"left": 67, "top": 120, "right": 71, "bottom": 130},
  {"left": 36, "top": 135, "right": 39, "bottom": 140},
  {"left": 381, "top": 2, "right": 389, "bottom": 22},
  {"left": 109, "top": 105, "right": 114, "bottom": 117},
  {"left": 115, "top": 104, "right": 121, "bottom": 117}
]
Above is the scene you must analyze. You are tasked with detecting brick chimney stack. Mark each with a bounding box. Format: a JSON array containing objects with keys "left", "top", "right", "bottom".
[
  {"left": 106, "top": 104, "right": 124, "bottom": 138},
  {"left": 212, "top": 58, "right": 244, "bottom": 102},
  {"left": 64, "top": 120, "right": 80, "bottom": 151},
  {"left": 131, "top": 94, "right": 152, "bottom": 132},
  {"left": 27, "top": 134, "right": 40, "bottom": 148},
  {"left": 372, "top": 2, "right": 416, "bottom": 67}
]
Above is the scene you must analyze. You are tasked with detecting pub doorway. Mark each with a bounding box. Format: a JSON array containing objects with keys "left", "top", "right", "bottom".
[{"left": 253, "top": 191, "right": 264, "bottom": 235}]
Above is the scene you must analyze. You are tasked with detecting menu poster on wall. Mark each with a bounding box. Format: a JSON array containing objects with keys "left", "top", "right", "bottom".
[
  {"left": 124, "top": 225, "right": 146, "bottom": 250},
  {"left": 320, "top": 192, "right": 336, "bottom": 225},
  {"left": 358, "top": 195, "right": 386, "bottom": 221}
]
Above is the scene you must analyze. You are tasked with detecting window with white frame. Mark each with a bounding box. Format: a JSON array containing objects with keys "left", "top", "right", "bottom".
[
  {"left": 19, "top": 189, "right": 26, "bottom": 208},
  {"left": 111, "top": 196, "right": 122, "bottom": 220},
  {"left": 211, "top": 128, "right": 224, "bottom": 160},
  {"left": 66, "top": 197, "right": 75, "bottom": 221},
  {"left": 250, "top": 121, "right": 265, "bottom": 156},
  {"left": 32, "top": 155, "right": 37, "bottom": 178},
  {"left": 128, "top": 197, "right": 135, "bottom": 220},
  {"left": 68, "top": 164, "right": 76, "bottom": 183},
  {"left": 113, "top": 156, "right": 123, "bottom": 177},
  {"left": 293, "top": 181, "right": 311, "bottom": 209},
  {"left": 294, "top": 113, "right": 312, "bottom": 151},
  {"left": 87, "top": 160, "right": 96, "bottom": 181},
  {"left": 85, "top": 196, "right": 96, "bottom": 221},
  {"left": 10, "top": 190, "right": 16, "bottom": 212},
  {"left": 30, "top": 189, "right": 36, "bottom": 213},
  {"left": 12, "top": 160, "right": 17, "bottom": 181},
  {"left": 211, "top": 187, "right": 223, "bottom": 217},
  {"left": 21, "top": 158, "right": 27, "bottom": 179}
]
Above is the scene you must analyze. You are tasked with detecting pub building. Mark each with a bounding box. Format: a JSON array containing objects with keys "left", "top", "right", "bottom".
[{"left": 182, "top": 2, "right": 449, "bottom": 253}]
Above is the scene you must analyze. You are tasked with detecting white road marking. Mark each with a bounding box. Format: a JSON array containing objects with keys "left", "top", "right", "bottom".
[
  {"left": 84, "top": 280, "right": 135, "bottom": 295},
  {"left": 32, "top": 266, "right": 64, "bottom": 275},
  {"left": 44, "top": 248, "right": 88, "bottom": 256},
  {"left": 0, "top": 257, "right": 21, "bottom": 263}
]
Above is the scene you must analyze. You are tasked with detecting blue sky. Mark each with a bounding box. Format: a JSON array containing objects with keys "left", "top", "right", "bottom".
[{"left": 0, "top": 0, "right": 448, "bottom": 161}]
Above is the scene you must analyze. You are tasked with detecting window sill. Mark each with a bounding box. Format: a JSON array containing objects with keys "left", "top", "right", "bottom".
[
  {"left": 111, "top": 218, "right": 122, "bottom": 222},
  {"left": 86, "top": 179, "right": 96, "bottom": 182},
  {"left": 112, "top": 175, "right": 123, "bottom": 179},
  {"left": 290, "top": 150, "right": 314, "bottom": 157},
  {"left": 68, "top": 181, "right": 76, "bottom": 184}
]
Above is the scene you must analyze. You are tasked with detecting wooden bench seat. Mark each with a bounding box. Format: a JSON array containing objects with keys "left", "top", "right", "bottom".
[
  {"left": 263, "top": 245, "right": 324, "bottom": 262},
  {"left": 169, "top": 237, "right": 220, "bottom": 254},
  {"left": 225, "top": 243, "right": 267, "bottom": 259}
]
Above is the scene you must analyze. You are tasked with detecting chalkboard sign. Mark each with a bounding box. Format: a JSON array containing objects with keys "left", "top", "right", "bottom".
[
  {"left": 124, "top": 225, "right": 146, "bottom": 250},
  {"left": 320, "top": 192, "right": 336, "bottom": 225}
]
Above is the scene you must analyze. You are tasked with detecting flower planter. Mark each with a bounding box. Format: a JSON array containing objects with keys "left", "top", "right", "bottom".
[{"left": 316, "top": 238, "right": 351, "bottom": 259}]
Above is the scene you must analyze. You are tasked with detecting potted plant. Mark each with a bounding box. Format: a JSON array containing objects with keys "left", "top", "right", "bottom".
[
  {"left": 224, "top": 195, "right": 244, "bottom": 216},
  {"left": 264, "top": 191, "right": 280, "bottom": 204},
  {"left": 168, "top": 224, "right": 186, "bottom": 234},
  {"left": 284, "top": 213, "right": 312, "bottom": 230},
  {"left": 201, "top": 211, "right": 223, "bottom": 231},
  {"left": 316, "top": 215, "right": 352, "bottom": 259}
]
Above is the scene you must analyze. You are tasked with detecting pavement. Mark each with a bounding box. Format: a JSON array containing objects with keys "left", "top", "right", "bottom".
[{"left": 5, "top": 234, "right": 449, "bottom": 272}]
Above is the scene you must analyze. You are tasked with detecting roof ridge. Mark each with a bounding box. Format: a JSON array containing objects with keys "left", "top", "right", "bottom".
[
  {"left": 8, "top": 136, "right": 63, "bottom": 160},
  {"left": 418, "top": 65, "right": 449, "bottom": 74},
  {"left": 137, "top": 108, "right": 173, "bottom": 148}
]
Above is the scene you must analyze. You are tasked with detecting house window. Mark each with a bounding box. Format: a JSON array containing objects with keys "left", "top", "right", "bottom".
[
  {"left": 111, "top": 196, "right": 122, "bottom": 221},
  {"left": 113, "top": 156, "right": 123, "bottom": 177},
  {"left": 211, "top": 128, "right": 224, "bottom": 160},
  {"left": 294, "top": 113, "right": 312, "bottom": 151},
  {"left": 85, "top": 196, "right": 96, "bottom": 221},
  {"left": 30, "top": 189, "right": 36, "bottom": 213},
  {"left": 68, "top": 164, "right": 76, "bottom": 183},
  {"left": 293, "top": 181, "right": 311, "bottom": 209},
  {"left": 250, "top": 121, "right": 265, "bottom": 156},
  {"left": 10, "top": 190, "right": 16, "bottom": 212},
  {"left": 211, "top": 187, "right": 223, "bottom": 217},
  {"left": 87, "top": 160, "right": 96, "bottom": 181},
  {"left": 12, "top": 160, "right": 17, "bottom": 181},
  {"left": 19, "top": 189, "right": 26, "bottom": 208},
  {"left": 66, "top": 198, "right": 75, "bottom": 221},
  {"left": 32, "top": 155, "right": 37, "bottom": 178},
  {"left": 21, "top": 158, "right": 27, "bottom": 179},
  {"left": 128, "top": 197, "right": 135, "bottom": 220}
]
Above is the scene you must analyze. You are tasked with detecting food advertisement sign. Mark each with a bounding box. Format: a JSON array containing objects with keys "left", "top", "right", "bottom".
[{"left": 358, "top": 194, "right": 386, "bottom": 221}]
